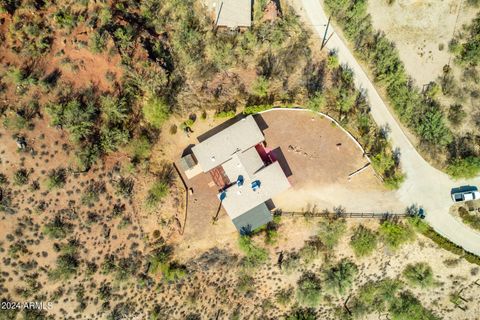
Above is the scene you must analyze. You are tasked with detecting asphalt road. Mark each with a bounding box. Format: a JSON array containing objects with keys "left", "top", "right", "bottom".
[{"left": 298, "top": 0, "right": 480, "bottom": 255}]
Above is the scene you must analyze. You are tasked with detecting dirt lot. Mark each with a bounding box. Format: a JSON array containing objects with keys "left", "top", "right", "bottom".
[
  {"left": 260, "top": 109, "right": 403, "bottom": 213},
  {"left": 367, "top": 0, "right": 478, "bottom": 87}
]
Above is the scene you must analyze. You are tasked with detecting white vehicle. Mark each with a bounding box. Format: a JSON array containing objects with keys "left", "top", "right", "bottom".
[{"left": 451, "top": 190, "right": 480, "bottom": 202}]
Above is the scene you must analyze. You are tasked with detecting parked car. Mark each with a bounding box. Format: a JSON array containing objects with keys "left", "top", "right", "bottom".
[{"left": 451, "top": 190, "right": 480, "bottom": 202}]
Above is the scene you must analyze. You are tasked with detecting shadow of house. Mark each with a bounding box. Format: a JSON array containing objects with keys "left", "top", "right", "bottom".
[
  {"left": 197, "top": 114, "right": 245, "bottom": 142},
  {"left": 270, "top": 147, "right": 293, "bottom": 177}
]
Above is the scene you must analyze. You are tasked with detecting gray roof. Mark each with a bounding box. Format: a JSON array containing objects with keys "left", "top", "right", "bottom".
[
  {"left": 222, "top": 161, "right": 290, "bottom": 219},
  {"left": 222, "top": 147, "right": 265, "bottom": 182},
  {"left": 232, "top": 202, "right": 272, "bottom": 234},
  {"left": 191, "top": 116, "right": 264, "bottom": 173},
  {"left": 215, "top": 0, "right": 252, "bottom": 28},
  {"left": 179, "top": 154, "right": 197, "bottom": 171}
]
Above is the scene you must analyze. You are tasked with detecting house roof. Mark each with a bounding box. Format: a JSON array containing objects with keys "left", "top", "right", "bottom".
[
  {"left": 222, "top": 147, "right": 265, "bottom": 182},
  {"left": 191, "top": 116, "right": 264, "bottom": 173},
  {"left": 232, "top": 203, "right": 272, "bottom": 234},
  {"left": 215, "top": 0, "right": 252, "bottom": 28},
  {"left": 221, "top": 161, "right": 290, "bottom": 219}
]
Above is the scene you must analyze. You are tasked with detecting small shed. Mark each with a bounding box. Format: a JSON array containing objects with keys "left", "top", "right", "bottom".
[{"left": 180, "top": 154, "right": 202, "bottom": 179}]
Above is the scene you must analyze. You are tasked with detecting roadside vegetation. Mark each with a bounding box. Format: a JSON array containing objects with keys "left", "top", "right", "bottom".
[{"left": 324, "top": 0, "right": 480, "bottom": 178}]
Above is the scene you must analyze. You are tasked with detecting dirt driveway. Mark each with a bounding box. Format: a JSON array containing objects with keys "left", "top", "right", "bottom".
[{"left": 260, "top": 109, "right": 403, "bottom": 213}]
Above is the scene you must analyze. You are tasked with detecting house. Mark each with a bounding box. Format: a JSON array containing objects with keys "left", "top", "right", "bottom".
[
  {"left": 181, "top": 115, "right": 290, "bottom": 233},
  {"left": 204, "top": 0, "right": 252, "bottom": 30}
]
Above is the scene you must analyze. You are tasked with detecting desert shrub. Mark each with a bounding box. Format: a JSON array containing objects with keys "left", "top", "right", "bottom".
[
  {"left": 285, "top": 307, "right": 317, "bottom": 320},
  {"left": 115, "top": 257, "right": 140, "bottom": 282},
  {"left": 243, "top": 104, "right": 274, "bottom": 115},
  {"left": 317, "top": 217, "right": 347, "bottom": 249},
  {"left": 447, "top": 104, "right": 467, "bottom": 126},
  {"left": 81, "top": 181, "right": 105, "bottom": 206},
  {"left": 142, "top": 96, "right": 170, "bottom": 129},
  {"left": 275, "top": 286, "right": 294, "bottom": 305},
  {"left": 90, "top": 30, "right": 108, "bottom": 53},
  {"left": 402, "top": 262, "right": 434, "bottom": 288},
  {"left": 446, "top": 156, "right": 480, "bottom": 179},
  {"left": 13, "top": 168, "right": 29, "bottom": 185},
  {"left": 323, "top": 259, "right": 358, "bottom": 295},
  {"left": 145, "top": 180, "right": 169, "bottom": 208},
  {"left": 46, "top": 168, "right": 66, "bottom": 190},
  {"left": 237, "top": 272, "right": 255, "bottom": 294},
  {"left": 0, "top": 173, "right": 7, "bottom": 185},
  {"left": 238, "top": 236, "right": 268, "bottom": 268},
  {"left": 379, "top": 220, "right": 414, "bottom": 250},
  {"left": 389, "top": 291, "right": 440, "bottom": 320},
  {"left": 114, "top": 177, "right": 134, "bottom": 198},
  {"left": 349, "top": 278, "right": 402, "bottom": 317},
  {"left": 53, "top": 7, "right": 78, "bottom": 30},
  {"left": 101, "top": 255, "right": 116, "bottom": 275},
  {"left": 458, "top": 207, "right": 480, "bottom": 231},
  {"left": 282, "top": 252, "right": 301, "bottom": 274},
  {"left": 214, "top": 110, "right": 236, "bottom": 118},
  {"left": 43, "top": 215, "right": 73, "bottom": 239},
  {"left": 148, "top": 246, "right": 186, "bottom": 282},
  {"left": 49, "top": 253, "right": 79, "bottom": 281},
  {"left": 350, "top": 225, "right": 378, "bottom": 257},
  {"left": 296, "top": 271, "right": 322, "bottom": 306}
]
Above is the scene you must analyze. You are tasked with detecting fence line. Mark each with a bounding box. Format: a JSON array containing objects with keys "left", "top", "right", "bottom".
[{"left": 279, "top": 211, "right": 409, "bottom": 219}]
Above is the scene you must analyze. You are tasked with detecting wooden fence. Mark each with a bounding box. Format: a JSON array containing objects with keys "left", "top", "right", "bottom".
[{"left": 278, "top": 210, "right": 409, "bottom": 219}]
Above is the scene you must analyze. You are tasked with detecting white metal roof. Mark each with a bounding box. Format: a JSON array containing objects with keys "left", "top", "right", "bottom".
[
  {"left": 222, "top": 147, "right": 265, "bottom": 182},
  {"left": 191, "top": 116, "right": 264, "bottom": 172},
  {"left": 221, "top": 161, "right": 291, "bottom": 219},
  {"left": 215, "top": 0, "right": 252, "bottom": 28}
]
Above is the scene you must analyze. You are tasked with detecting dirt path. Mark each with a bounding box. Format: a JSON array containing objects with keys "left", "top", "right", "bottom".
[{"left": 294, "top": 0, "right": 480, "bottom": 256}]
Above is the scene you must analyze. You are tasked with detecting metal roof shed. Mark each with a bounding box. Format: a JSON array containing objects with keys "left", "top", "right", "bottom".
[{"left": 232, "top": 202, "right": 272, "bottom": 234}]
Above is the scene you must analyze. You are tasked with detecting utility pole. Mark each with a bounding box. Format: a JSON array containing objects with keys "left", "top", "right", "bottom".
[{"left": 321, "top": 16, "right": 332, "bottom": 50}]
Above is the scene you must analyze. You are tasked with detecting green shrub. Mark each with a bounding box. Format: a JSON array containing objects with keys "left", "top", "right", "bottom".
[
  {"left": 285, "top": 307, "right": 317, "bottom": 320},
  {"left": 317, "top": 218, "right": 347, "bottom": 250},
  {"left": 349, "top": 279, "right": 402, "bottom": 316},
  {"left": 49, "top": 253, "right": 79, "bottom": 281},
  {"left": 237, "top": 272, "right": 255, "bottom": 294},
  {"left": 446, "top": 156, "right": 480, "bottom": 179},
  {"left": 243, "top": 104, "right": 274, "bottom": 115},
  {"left": 323, "top": 259, "right": 358, "bottom": 295},
  {"left": 145, "top": 181, "right": 169, "bottom": 208},
  {"left": 458, "top": 207, "right": 480, "bottom": 231},
  {"left": 43, "top": 215, "right": 73, "bottom": 239},
  {"left": 379, "top": 220, "right": 414, "bottom": 251},
  {"left": 142, "top": 97, "right": 170, "bottom": 128},
  {"left": 46, "top": 168, "right": 66, "bottom": 190},
  {"left": 238, "top": 236, "right": 268, "bottom": 268},
  {"left": 13, "top": 169, "right": 29, "bottom": 185},
  {"left": 0, "top": 173, "right": 7, "bottom": 185},
  {"left": 350, "top": 225, "right": 378, "bottom": 257},
  {"left": 275, "top": 286, "right": 294, "bottom": 305},
  {"left": 402, "top": 262, "right": 434, "bottom": 288},
  {"left": 214, "top": 110, "right": 236, "bottom": 118},
  {"left": 296, "top": 271, "right": 322, "bottom": 306},
  {"left": 389, "top": 291, "right": 440, "bottom": 320}
]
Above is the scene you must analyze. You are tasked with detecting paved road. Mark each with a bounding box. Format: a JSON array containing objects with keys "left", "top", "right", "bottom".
[{"left": 298, "top": 0, "right": 480, "bottom": 255}]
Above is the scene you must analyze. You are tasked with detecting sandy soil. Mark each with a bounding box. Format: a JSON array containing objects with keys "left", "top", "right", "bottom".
[
  {"left": 261, "top": 110, "right": 403, "bottom": 213},
  {"left": 367, "top": 0, "right": 478, "bottom": 86}
]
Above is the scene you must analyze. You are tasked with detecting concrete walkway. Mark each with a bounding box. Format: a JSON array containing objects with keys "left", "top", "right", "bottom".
[{"left": 298, "top": 0, "right": 480, "bottom": 255}]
